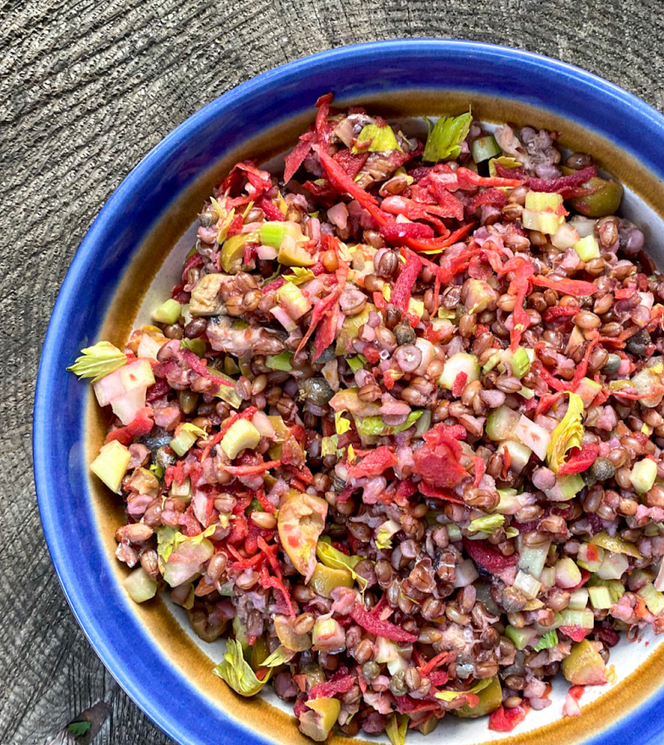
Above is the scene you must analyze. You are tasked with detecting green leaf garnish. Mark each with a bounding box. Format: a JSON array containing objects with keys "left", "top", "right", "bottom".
[
  {"left": 212, "top": 638, "right": 271, "bottom": 696},
  {"left": 422, "top": 111, "right": 473, "bottom": 162},
  {"left": 284, "top": 266, "right": 315, "bottom": 285},
  {"left": 262, "top": 645, "right": 295, "bottom": 668},
  {"left": 67, "top": 341, "right": 127, "bottom": 383},
  {"left": 533, "top": 629, "right": 558, "bottom": 652},
  {"left": 352, "top": 124, "right": 402, "bottom": 154},
  {"left": 67, "top": 721, "right": 92, "bottom": 737}
]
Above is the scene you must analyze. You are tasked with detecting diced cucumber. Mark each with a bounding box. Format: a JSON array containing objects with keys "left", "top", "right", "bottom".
[
  {"left": 486, "top": 405, "right": 521, "bottom": 441},
  {"left": 630, "top": 458, "right": 658, "bottom": 495},
  {"left": 439, "top": 352, "right": 480, "bottom": 391},
  {"left": 573, "top": 234, "right": 600, "bottom": 261},
  {"left": 90, "top": 440, "right": 131, "bottom": 493},
  {"left": 152, "top": 299, "right": 181, "bottom": 325}
]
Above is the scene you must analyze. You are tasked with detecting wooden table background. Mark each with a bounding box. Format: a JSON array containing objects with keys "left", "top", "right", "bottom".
[{"left": 3, "top": 1, "right": 664, "bottom": 742}]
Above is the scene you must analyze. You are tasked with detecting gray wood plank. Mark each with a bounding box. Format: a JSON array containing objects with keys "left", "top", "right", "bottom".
[{"left": 3, "top": 0, "right": 664, "bottom": 741}]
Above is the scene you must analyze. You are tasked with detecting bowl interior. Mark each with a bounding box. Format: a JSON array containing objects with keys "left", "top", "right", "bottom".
[{"left": 35, "top": 41, "right": 664, "bottom": 745}]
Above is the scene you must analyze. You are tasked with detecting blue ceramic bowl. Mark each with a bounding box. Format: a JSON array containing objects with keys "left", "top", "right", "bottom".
[{"left": 34, "top": 40, "right": 664, "bottom": 745}]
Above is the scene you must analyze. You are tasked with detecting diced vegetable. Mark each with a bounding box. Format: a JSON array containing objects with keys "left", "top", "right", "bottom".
[
  {"left": 546, "top": 473, "right": 586, "bottom": 501},
  {"left": 591, "top": 531, "right": 642, "bottom": 559},
  {"left": 278, "top": 491, "right": 328, "bottom": 581},
  {"left": 568, "top": 177, "right": 623, "bottom": 218},
  {"left": 312, "top": 617, "right": 345, "bottom": 650},
  {"left": 422, "top": 112, "right": 473, "bottom": 162},
  {"left": 90, "top": 440, "right": 131, "bottom": 493},
  {"left": 628, "top": 362, "right": 664, "bottom": 408},
  {"left": 514, "top": 569, "right": 542, "bottom": 599},
  {"left": 222, "top": 233, "right": 258, "bottom": 273},
  {"left": 568, "top": 588, "right": 589, "bottom": 610},
  {"left": 278, "top": 235, "right": 316, "bottom": 267},
  {"left": 510, "top": 347, "right": 531, "bottom": 379},
  {"left": 558, "top": 609, "right": 595, "bottom": 629},
  {"left": 299, "top": 697, "right": 341, "bottom": 742},
  {"left": 353, "top": 123, "right": 402, "bottom": 154},
  {"left": 260, "top": 221, "right": 304, "bottom": 248},
  {"left": 124, "top": 566, "right": 158, "bottom": 603},
  {"left": 638, "top": 582, "right": 664, "bottom": 616},
  {"left": 93, "top": 358, "right": 155, "bottom": 424},
  {"left": 439, "top": 352, "right": 480, "bottom": 391},
  {"left": 277, "top": 282, "right": 312, "bottom": 319},
  {"left": 316, "top": 538, "right": 366, "bottom": 590},
  {"left": 502, "top": 439, "right": 532, "bottom": 476},
  {"left": 525, "top": 191, "right": 564, "bottom": 212},
  {"left": 309, "top": 563, "right": 353, "bottom": 597},
  {"left": 354, "top": 411, "right": 422, "bottom": 437},
  {"left": 274, "top": 614, "right": 312, "bottom": 652},
  {"left": 385, "top": 714, "right": 409, "bottom": 745},
  {"left": 596, "top": 552, "right": 629, "bottom": 581},
  {"left": 576, "top": 543, "right": 604, "bottom": 572},
  {"left": 151, "top": 299, "right": 181, "bottom": 325},
  {"left": 533, "top": 629, "right": 559, "bottom": 651},
  {"left": 486, "top": 405, "right": 521, "bottom": 441},
  {"left": 468, "top": 514, "right": 505, "bottom": 533},
  {"left": 464, "top": 279, "right": 498, "bottom": 314},
  {"left": 170, "top": 422, "right": 208, "bottom": 457},
  {"left": 67, "top": 341, "right": 127, "bottom": 383},
  {"left": 561, "top": 639, "right": 607, "bottom": 686},
  {"left": 471, "top": 135, "right": 501, "bottom": 164},
  {"left": 515, "top": 415, "right": 550, "bottom": 460},
  {"left": 588, "top": 585, "right": 613, "bottom": 609},
  {"left": 505, "top": 625, "right": 539, "bottom": 650},
  {"left": 573, "top": 234, "right": 600, "bottom": 261},
  {"left": 375, "top": 519, "right": 401, "bottom": 549},
  {"left": 523, "top": 191, "right": 565, "bottom": 235},
  {"left": 555, "top": 557, "right": 582, "bottom": 589},
  {"left": 630, "top": 458, "right": 658, "bottom": 495},
  {"left": 518, "top": 543, "right": 550, "bottom": 579},
  {"left": 455, "top": 676, "right": 502, "bottom": 718},
  {"left": 190, "top": 274, "right": 227, "bottom": 316},
  {"left": 551, "top": 222, "right": 580, "bottom": 250},
  {"left": 576, "top": 377, "right": 603, "bottom": 407},
  {"left": 220, "top": 419, "right": 261, "bottom": 459}
]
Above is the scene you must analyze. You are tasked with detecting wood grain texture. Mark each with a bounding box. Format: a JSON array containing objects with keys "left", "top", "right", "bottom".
[{"left": 3, "top": 0, "right": 664, "bottom": 742}]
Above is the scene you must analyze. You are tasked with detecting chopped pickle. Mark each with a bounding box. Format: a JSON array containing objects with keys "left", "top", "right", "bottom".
[
  {"left": 277, "top": 282, "right": 312, "bottom": 319},
  {"left": 124, "top": 566, "right": 158, "bottom": 603},
  {"left": 568, "top": 177, "right": 624, "bottom": 217},
  {"left": 221, "top": 233, "right": 258, "bottom": 274},
  {"left": 220, "top": 419, "right": 261, "bottom": 459},
  {"left": 561, "top": 639, "right": 607, "bottom": 686},
  {"left": 277, "top": 490, "right": 328, "bottom": 581},
  {"left": 151, "top": 298, "right": 181, "bottom": 325},
  {"left": 90, "top": 440, "right": 131, "bottom": 493},
  {"left": 299, "top": 697, "right": 340, "bottom": 741},
  {"left": 274, "top": 613, "right": 313, "bottom": 651},
  {"left": 454, "top": 676, "right": 502, "bottom": 718},
  {"left": 309, "top": 563, "right": 353, "bottom": 598},
  {"left": 439, "top": 352, "right": 480, "bottom": 391}
]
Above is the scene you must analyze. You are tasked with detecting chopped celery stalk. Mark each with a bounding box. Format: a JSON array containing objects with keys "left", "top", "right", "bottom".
[
  {"left": 547, "top": 392, "right": 584, "bottom": 475},
  {"left": 555, "top": 557, "right": 582, "bottom": 589},
  {"left": 518, "top": 543, "right": 550, "bottom": 580},
  {"left": 533, "top": 629, "right": 558, "bottom": 652},
  {"left": 590, "top": 531, "right": 642, "bottom": 559},
  {"left": 596, "top": 551, "right": 629, "bottom": 580},
  {"left": 588, "top": 585, "right": 613, "bottom": 609},
  {"left": 576, "top": 543, "right": 605, "bottom": 572},
  {"left": 170, "top": 476, "right": 192, "bottom": 502},
  {"left": 485, "top": 405, "right": 521, "bottom": 442},
  {"left": 220, "top": 419, "right": 261, "bottom": 459},
  {"left": 539, "top": 566, "right": 556, "bottom": 590},
  {"left": 447, "top": 523, "right": 462, "bottom": 542},
  {"left": 415, "top": 409, "right": 432, "bottom": 438},
  {"left": 502, "top": 439, "right": 532, "bottom": 476},
  {"left": 558, "top": 609, "right": 595, "bottom": 629},
  {"left": 180, "top": 338, "right": 206, "bottom": 357},
  {"left": 551, "top": 222, "right": 580, "bottom": 250},
  {"left": 525, "top": 191, "right": 564, "bottom": 212},
  {"left": 152, "top": 299, "right": 181, "bottom": 325},
  {"left": 170, "top": 423, "right": 208, "bottom": 457},
  {"left": 468, "top": 514, "right": 505, "bottom": 533},
  {"left": 569, "top": 588, "right": 589, "bottom": 610},
  {"left": 638, "top": 583, "right": 664, "bottom": 616},
  {"left": 495, "top": 488, "right": 519, "bottom": 514},
  {"left": 561, "top": 639, "right": 607, "bottom": 686},
  {"left": 510, "top": 347, "right": 531, "bottom": 379},
  {"left": 630, "top": 458, "right": 658, "bottom": 495},
  {"left": 576, "top": 377, "right": 603, "bottom": 407},
  {"left": 422, "top": 111, "right": 473, "bottom": 162},
  {"left": 482, "top": 351, "right": 502, "bottom": 374},
  {"left": 464, "top": 279, "right": 497, "bottom": 314},
  {"left": 516, "top": 415, "right": 550, "bottom": 461},
  {"left": 277, "top": 282, "right": 311, "bottom": 320},
  {"left": 573, "top": 234, "right": 600, "bottom": 261},
  {"left": 207, "top": 368, "right": 242, "bottom": 409},
  {"left": 346, "top": 355, "right": 365, "bottom": 373},
  {"left": 522, "top": 208, "right": 564, "bottom": 235},
  {"left": 353, "top": 123, "right": 402, "bottom": 154},
  {"left": 90, "top": 441, "right": 131, "bottom": 493},
  {"left": 385, "top": 714, "right": 409, "bottom": 745},
  {"left": 266, "top": 350, "right": 293, "bottom": 371},
  {"left": 259, "top": 221, "right": 304, "bottom": 249},
  {"left": 376, "top": 519, "right": 401, "bottom": 549},
  {"left": 68, "top": 341, "right": 127, "bottom": 383},
  {"left": 439, "top": 352, "right": 480, "bottom": 391},
  {"left": 505, "top": 625, "right": 538, "bottom": 650},
  {"left": 548, "top": 473, "right": 586, "bottom": 501},
  {"left": 124, "top": 566, "right": 158, "bottom": 603},
  {"left": 517, "top": 386, "right": 535, "bottom": 399},
  {"left": 514, "top": 570, "right": 542, "bottom": 599},
  {"left": 471, "top": 135, "right": 501, "bottom": 163}
]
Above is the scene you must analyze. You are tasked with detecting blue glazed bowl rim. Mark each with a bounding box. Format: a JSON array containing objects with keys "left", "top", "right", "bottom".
[{"left": 34, "top": 39, "right": 664, "bottom": 745}]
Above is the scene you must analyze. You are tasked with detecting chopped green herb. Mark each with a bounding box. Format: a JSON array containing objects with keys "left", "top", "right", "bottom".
[{"left": 422, "top": 111, "right": 473, "bottom": 162}]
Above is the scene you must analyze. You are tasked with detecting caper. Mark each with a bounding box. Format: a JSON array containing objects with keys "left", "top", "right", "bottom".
[
  {"left": 589, "top": 457, "right": 615, "bottom": 483},
  {"left": 299, "top": 376, "right": 334, "bottom": 406},
  {"left": 602, "top": 353, "right": 622, "bottom": 375},
  {"left": 362, "top": 661, "right": 380, "bottom": 681},
  {"left": 626, "top": 329, "right": 651, "bottom": 356},
  {"left": 394, "top": 321, "right": 416, "bottom": 346}
]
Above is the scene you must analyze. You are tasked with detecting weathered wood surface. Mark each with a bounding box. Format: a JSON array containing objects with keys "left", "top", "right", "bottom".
[{"left": 3, "top": 1, "right": 664, "bottom": 742}]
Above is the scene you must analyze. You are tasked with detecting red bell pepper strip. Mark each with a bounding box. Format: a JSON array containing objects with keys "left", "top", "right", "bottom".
[
  {"left": 381, "top": 219, "right": 435, "bottom": 242},
  {"left": 569, "top": 331, "right": 600, "bottom": 391},
  {"left": 333, "top": 149, "right": 368, "bottom": 179},
  {"left": 463, "top": 538, "right": 519, "bottom": 573},
  {"left": 405, "top": 222, "right": 475, "bottom": 253},
  {"left": 224, "top": 460, "right": 281, "bottom": 477},
  {"left": 457, "top": 167, "right": 523, "bottom": 188},
  {"left": 507, "top": 257, "right": 534, "bottom": 351},
  {"left": 105, "top": 408, "right": 154, "bottom": 445},
  {"left": 391, "top": 250, "right": 422, "bottom": 312},
  {"left": 558, "top": 443, "right": 600, "bottom": 475},
  {"left": 347, "top": 446, "right": 398, "bottom": 479},
  {"left": 351, "top": 605, "right": 418, "bottom": 642},
  {"left": 283, "top": 130, "right": 316, "bottom": 184},
  {"left": 531, "top": 275, "right": 598, "bottom": 296}
]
